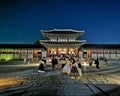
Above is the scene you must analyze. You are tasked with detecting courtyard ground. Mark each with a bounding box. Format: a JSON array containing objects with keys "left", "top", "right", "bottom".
[{"left": 0, "top": 60, "right": 120, "bottom": 96}]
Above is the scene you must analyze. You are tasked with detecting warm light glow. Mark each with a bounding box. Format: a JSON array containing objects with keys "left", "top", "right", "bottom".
[
  {"left": 83, "top": 61, "right": 87, "bottom": 66},
  {"left": 0, "top": 77, "right": 30, "bottom": 90},
  {"left": 34, "top": 50, "right": 38, "bottom": 57},
  {"left": 0, "top": 54, "right": 13, "bottom": 61},
  {"left": 69, "top": 48, "right": 73, "bottom": 51},
  {"left": 51, "top": 48, "right": 55, "bottom": 51},
  {"left": 58, "top": 48, "right": 67, "bottom": 54}
]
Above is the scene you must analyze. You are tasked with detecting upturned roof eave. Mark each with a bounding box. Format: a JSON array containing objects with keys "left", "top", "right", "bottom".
[
  {"left": 39, "top": 40, "right": 86, "bottom": 43},
  {"left": 40, "top": 29, "right": 85, "bottom": 33}
]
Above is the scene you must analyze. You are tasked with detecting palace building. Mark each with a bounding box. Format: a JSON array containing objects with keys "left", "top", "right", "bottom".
[
  {"left": 0, "top": 29, "right": 120, "bottom": 61},
  {"left": 39, "top": 29, "right": 86, "bottom": 58}
]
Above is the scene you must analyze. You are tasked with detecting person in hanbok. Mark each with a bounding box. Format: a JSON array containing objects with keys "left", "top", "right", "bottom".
[
  {"left": 70, "top": 59, "right": 82, "bottom": 79},
  {"left": 76, "top": 60, "right": 82, "bottom": 77},
  {"left": 42, "top": 57, "right": 46, "bottom": 66},
  {"left": 70, "top": 59, "right": 78, "bottom": 79},
  {"left": 62, "top": 58, "right": 71, "bottom": 74},
  {"left": 38, "top": 59, "right": 45, "bottom": 73},
  {"left": 24, "top": 58, "right": 26, "bottom": 64}
]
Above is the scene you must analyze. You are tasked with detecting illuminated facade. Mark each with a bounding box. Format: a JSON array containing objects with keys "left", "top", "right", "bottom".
[
  {"left": 0, "top": 44, "right": 45, "bottom": 61},
  {"left": 39, "top": 29, "right": 86, "bottom": 58},
  {"left": 0, "top": 29, "right": 120, "bottom": 61},
  {"left": 82, "top": 44, "right": 120, "bottom": 59}
]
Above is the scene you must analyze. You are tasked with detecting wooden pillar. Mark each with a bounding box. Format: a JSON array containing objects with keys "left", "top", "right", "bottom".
[
  {"left": 75, "top": 48, "right": 79, "bottom": 57},
  {"left": 109, "top": 49, "right": 111, "bottom": 59},
  {"left": 56, "top": 48, "right": 58, "bottom": 57},
  {"left": 115, "top": 49, "right": 117, "bottom": 59},
  {"left": 13, "top": 49, "right": 15, "bottom": 60},
  {"left": 47, "top": 48, "right": 51, "bottom": 58},
  {"left": 27, "top": 49, "right": 28, "bottom": 59},
  {"left": 0, "top": 49, "right": 2, "bottom": 59},
  {"left": 87, "top": 50, "right": 91, "bottom": 58},
  {"left": 97, "top": 49, "right": 98, "bottom": 58},
  {"left": 20, "top": 49, "right": 22, "bottom": 59},
  {"left": 90, "top": 50, "right": 92, "bottom": 58},
  {"left": 87, "top": 50, "right": 89, "bottom": 58},
  {"left": 103, "top": 49, "right": 104, "bottom": 57},
  {"left": 67, "top": 48, "right": 69, "bottom": 56}
]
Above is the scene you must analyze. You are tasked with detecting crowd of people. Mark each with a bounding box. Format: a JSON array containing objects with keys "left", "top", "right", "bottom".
[
  {"left": 37, "top": 55, "right": 108, "bottom": 79},
  {"left": 37, "top": 56, "right": 58, "bottom": 72}
]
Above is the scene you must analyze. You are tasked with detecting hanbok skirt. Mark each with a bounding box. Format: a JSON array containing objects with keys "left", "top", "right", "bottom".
[
  {"left": 62, "top": 64, "right": 70, "bottom": 74},
  {"left": 38, "top": 64, "right": 45, "bottom": 72}
]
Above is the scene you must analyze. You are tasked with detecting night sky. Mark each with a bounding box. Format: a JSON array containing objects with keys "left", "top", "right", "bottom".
[{"left": 0, "top": 0, "right": 120, "bottom": 44}]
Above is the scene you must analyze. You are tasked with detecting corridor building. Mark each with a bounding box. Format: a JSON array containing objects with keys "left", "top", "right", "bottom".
[{"left": 0, "top": 29, "right": 120, "bottom": 61}]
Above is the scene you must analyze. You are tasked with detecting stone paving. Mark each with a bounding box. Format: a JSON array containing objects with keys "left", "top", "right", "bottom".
[{"left": 0, "top": 60, "right": 120, "bottom": 96}]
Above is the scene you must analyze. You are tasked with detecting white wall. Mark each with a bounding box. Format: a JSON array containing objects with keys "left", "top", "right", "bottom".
[
  {"left": 117, "top": 54, "right": 120, "bottom": 59},
  {"left": 104, "top": 54, "right": 110, "bottom": 59},
  {"left": 110, "top": 54, "right": 117, "bottom": 59},
  {"left": 91, "top": 54, "right": 97, "bottom": 58},
  {"left": 42, "top": 51, "right": 47, "bottom": 58},
  {"left": 98, "top": 54, "right": 103, "bottom": 58},
  {"left": 79, "top": 51, "right": 83, "bottom": 59}
]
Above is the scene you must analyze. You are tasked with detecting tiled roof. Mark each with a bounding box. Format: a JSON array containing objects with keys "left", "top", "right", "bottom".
[
  {"left": 82, "top": 44, "right": 120, "bottom": 49},
  {"left": 0, "top": 44, "right": 46, "bottom": 49}
]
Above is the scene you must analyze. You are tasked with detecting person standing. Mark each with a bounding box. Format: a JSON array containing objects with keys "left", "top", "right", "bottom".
[
  {"left": 24, "top": 58, "right": 26, "bottom": 64},
  {"left": 51, "top": 56, "right": 58, "bottom": 70},
  {"left": 70, "top": 59, "right": 78, "bottom": 79},
  {"left": 77, "top": 61, "right": 82, "bottom": 77},
  {"left": 95, "top": 58, "right": 100, "bottom": 69},
  {"left": 62, "top": 57, "right": 71, "bottom": 74},
  {"left": 104, "top": 58, "right": 108, "bottom": 65},
  {"left": 89, "top": 58, "right": 93, "bottom": 66},
  {"left": 42, "top": 57, "right": 46, "bottom": 66},
  {"left": 27, "top": 58, "right": 30, "bottom": 64}
]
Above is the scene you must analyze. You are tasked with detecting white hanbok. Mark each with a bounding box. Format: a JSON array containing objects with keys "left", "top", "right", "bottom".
[
  {"left": 62, "top": 60, "right": 71, "bottom": 74},
  {"left": 74, "top": 63, "right": 82, "bottom": 77},
  {"left": 77, "top": 67, "right": 82, "bottom": 77}
]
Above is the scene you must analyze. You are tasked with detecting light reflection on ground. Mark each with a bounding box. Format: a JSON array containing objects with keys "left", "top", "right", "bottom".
[
  {"left": 0, "top": 77, "right": 30, "bottom": 90},
  {"left": 0, "top": 63, "right": 39, "bottom": 90},
  {"left": 0, "top": 60, "right": 120, "bottom": 95}
]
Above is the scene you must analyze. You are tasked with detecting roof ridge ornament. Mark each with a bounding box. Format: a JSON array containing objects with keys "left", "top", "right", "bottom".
[{"left": 53, "top": 29, "right": 72, "bottom": 31}]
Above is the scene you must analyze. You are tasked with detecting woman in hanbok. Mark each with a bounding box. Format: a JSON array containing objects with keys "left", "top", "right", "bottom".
[
  {"left": 76, "top": 61, "right": 82, "bottom": 77},
  {"left": 70, "top": 59, "right": 78, "bottom": 79},
  {"left": 70, "top": 59, "right": 82, "bottom": 79},
  {"left": 62, "top": 58, "right": 71, "bottom": 74},
  {"left": 38, "top": 60, "right": 45, "bottom": 73}
]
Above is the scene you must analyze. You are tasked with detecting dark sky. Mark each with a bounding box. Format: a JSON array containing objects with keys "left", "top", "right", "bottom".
[{"left": 0, "top": 0, "right": 120, "bottom": 44}]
